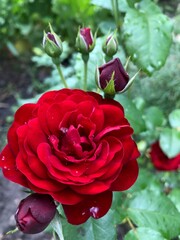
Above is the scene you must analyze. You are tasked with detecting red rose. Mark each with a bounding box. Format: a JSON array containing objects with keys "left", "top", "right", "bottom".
[
  {"left": 150, "top": 141, "right": 180, "bottom": 171},
  {"left": 0, "top": 89, "right": 139, "bottom": 224},
  {"left": 15, "top": 193, "right": 56, "bottom": 234}
]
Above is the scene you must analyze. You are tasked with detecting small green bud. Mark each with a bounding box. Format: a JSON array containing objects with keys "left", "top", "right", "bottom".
[
  {"left": 102, "top": 32, "right": 118, "bottom": 57},
  {"left": 43, "top": 24, "right": 63, "bottom": 58}
]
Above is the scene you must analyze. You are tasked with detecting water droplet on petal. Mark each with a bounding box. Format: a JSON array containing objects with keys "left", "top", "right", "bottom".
[
  {"left": 60, "top": 127, "right": 68, "bottom": 134},
  {"left": 1, "top": 156, "right": 5, "bottom": 161},
  {"left": 3, "top": 166, "right": 7, "bottom": 169},
  {"left": 90, "top": 206, "right": 99, "bottom": 219}
]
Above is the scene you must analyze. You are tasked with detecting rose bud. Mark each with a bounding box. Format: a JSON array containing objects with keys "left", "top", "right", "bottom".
[
  {"left": 96, "top": 58, "right": 128, "bottom": 96},
  {"left": 96, "top": 57, "right": 139, "bottom": 96},
  {"left": 102, "top": 32, "right": 118, "bottom": 57},
  {"left": 15, "top": 193, "right": 57, "bottom": 234},
  {"left": 43, "top": 24, "right": 63, "bottom": 58},
  {"left": 76, "top": 27, "right": 95, "bottom": 54}
]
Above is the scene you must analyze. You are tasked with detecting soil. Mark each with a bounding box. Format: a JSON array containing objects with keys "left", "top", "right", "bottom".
[{"left": 0, "top": 55, "right": 52, "bottom": 240}]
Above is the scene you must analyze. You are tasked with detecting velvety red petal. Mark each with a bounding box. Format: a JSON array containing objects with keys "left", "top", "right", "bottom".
[
  {"left": 62, "top": 191, "right": 112, "bottom": 225},
  {"left": 90, "top": 108, "right": 104, "bottom": 133},
  {"left": 25, "top": 119, "right": 48, "bottom": 153},
  {"left": 46, "top": 102, "right": 76, "bottom": 135},
  {"left": 16, "top": 152, "right": 64, "bottom": 192},
  {"left": 77, "top": 101, "right": 98, "bottom": 117},
  {"left": 101, "top": 104, "right": 126, "bottom": 127},
  {"left": 95, "top": 125, "right": 132, "bottom": 141},
  {"left": 37, "top": 90, "right": 57, "bottom": 103},
  {"left": 71, "top": 181, "right": 110, "bottom": 195},
  {"left": 14, "top": 103, "right": 37, "bottom": 124},
  {"left": 51, "top": 188, "right": 83, "bottom": 205},
  {"left": 7, "top": 122, "right": 20, "bottom": 155},
  {"left": 37, "top": 102, "right": 52, "bottom": 135},
  {"left": 121, "top": 137, "right": 140, "bottom": 164},
  {"left": 7, "top": 104, "right": 36, "bottom": 156},
  {"left": 110, "top": 159, "right": 139, "bottom": 191},
  {"left": 0, "top": 145, "right": 29, "bottom": 187}
]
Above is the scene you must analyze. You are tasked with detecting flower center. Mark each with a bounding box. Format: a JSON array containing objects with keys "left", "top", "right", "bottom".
[{"left": 49, "top": 125, "right": 94, "bottom": 159}]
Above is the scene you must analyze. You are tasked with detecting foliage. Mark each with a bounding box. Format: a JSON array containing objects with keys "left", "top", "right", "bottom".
[
  {"left": 1, "top": 0, "right": 173, "bottom": 75},
  {"left": 1, "top": 0, "right": 180, "bottom": 239},
  {"left": 131, "top": 42, "right": 180, "bottom": 115}
]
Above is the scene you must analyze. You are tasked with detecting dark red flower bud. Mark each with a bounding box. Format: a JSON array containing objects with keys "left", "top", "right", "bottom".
[
  {"left": 96, "top": 58, "right": 130, "bottom": 95},
  {"left": 15, "top": 193, "right": 56, "bottom": 234},
  {"left": 76, "top": 27, "right": 95, "bottom": 53}
]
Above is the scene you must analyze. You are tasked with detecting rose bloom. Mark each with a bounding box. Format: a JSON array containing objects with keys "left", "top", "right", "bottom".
[
  {"left": 0, "top": 89, "right": 139, "bottom": 224},
  {"left": 150, "top": 141, "right": 180, "bottom": 171}
]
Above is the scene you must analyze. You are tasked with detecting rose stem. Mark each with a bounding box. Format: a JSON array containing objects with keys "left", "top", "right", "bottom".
[
  {"left": 111, "top": 0, "right": 119, "bottom": 31},
  {"left": 52, "top": 58, "right": 68, "bottom": 88},
  {"left": 82, "top": 54, "right": 89, "bottom": 91}
]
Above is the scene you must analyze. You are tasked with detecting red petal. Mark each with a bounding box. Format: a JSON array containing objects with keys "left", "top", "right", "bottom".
[
  {"left": 101, "top": 104, "right": 125, "bottom": 127},
  {"left": 46, "top": 102, "right": 76, "bottom": 135},
  {"left": 14, "top": 103, "right": 37, "bottom": 124},
  {"left": 37, "top": 90, "right": 57, "bottom": 103},
  {"left": 121, "top": 137, "right": 140, "bottom": 164},
  {"left": 51, "top": 188, "right": 83, "bottom": 205},
  {"left": 62, "top": 191, "right": 112, "bottom": 225},
  {"left": 110, "top": 160, "right": 139, "bottom": 191},
  {"left": 0, "top": 145, "right": 29, "bottom": 187}
]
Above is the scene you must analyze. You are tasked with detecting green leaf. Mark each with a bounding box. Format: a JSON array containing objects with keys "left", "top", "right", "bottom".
[
  {"left": 159, "top": 128, "right": 180, "bottom": 158},
  {"left": 62, "top": 209, "right": 117, "bottom": 240},
  {"left": 143, "top": 106, "right": 166, "bottom": 130},
  {"left": 128, "top": 169, "right": 161, "bottom": 194},
  {"left": 168, "top": 109, "right": 180, "bottom": 128},
  {"left": 50, "top": 211, "right": 64, "bottom": 240},
  {"left": 115, "top": 95, "right": 146, "bottom": 134},
  {"left": 90, "top": 0, "right": 129, "bottom": 12},
  {"left": 168, "top": 189, "right": 180, "bottom": 212},
  {"left": 124, "top": 227, "right": 167, "bottom": 240},
  {"left": 126, "top": 190, "right": 180, "bottom": 239},
  {"left": 90, "top": 0, "right": 112, "bottom": 9},
  {"left": 111, "top": 192, "right": 127, "bottom": 224},
  {"left": 126, "top": 0, "right": 141, "bottom": 8},
  {"left": 122, "top": 0, "right": 172, "bottom": 74}
]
